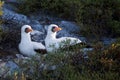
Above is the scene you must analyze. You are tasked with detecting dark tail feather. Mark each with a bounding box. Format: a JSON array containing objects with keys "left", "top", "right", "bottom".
[{"left": 34, "top": 49, "right": 47, "bottom": 54}]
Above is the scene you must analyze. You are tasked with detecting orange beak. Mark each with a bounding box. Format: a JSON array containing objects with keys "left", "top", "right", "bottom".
[
  {"left": 25, "top": 28, "right": 33, "bottom": 33},
  {"left": 54, "top": 27, "right": 62, "bottom": 32}
]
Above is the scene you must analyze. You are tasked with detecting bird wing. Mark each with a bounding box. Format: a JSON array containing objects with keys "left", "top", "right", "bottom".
[
  {"left": 32, "top": 42, "right": 46, "bottom": 50},
  {"left": 58, "top": 37, "right": 82, "bottom": 45},
  {"left": 32, "top": 42, "right": 47, "bottom": 54}
]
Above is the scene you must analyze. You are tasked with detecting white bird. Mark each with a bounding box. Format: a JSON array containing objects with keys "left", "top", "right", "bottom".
[
  {"left": 45, "top": 24, "right": 83, "bottom": 52},
  {"left": 19, "top": 25, "right": 46, "bottom": 57}
]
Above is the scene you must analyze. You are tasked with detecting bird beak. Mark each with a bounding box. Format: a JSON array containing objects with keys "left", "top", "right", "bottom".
[
  {"left": 54, "top": 27, "right": 62, "bottom": 32},
  {"left": 25, "top": 28, "right": 33, "bottom": 33}
]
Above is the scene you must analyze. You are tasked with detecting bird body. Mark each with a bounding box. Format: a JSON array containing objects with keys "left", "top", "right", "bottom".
[
  {"left": 19, "top": 25, "right": 46, "bottom": 56},
  {"left": 45, "top": 24, "right": 82, "bottom": 52}
]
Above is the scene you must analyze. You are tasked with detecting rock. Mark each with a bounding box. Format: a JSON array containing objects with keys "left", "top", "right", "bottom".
[
  {"left": 3, "top": 2, "right": 18, "bottom": 11},
  {"left": 6, "top": 0, "right": 18, "bottom": 3},
  {"left": 31, "top": 31, "right": 45, "bottom": 43},
  {"left": 57, "top": 28, "right": 87, "bottom": 42},
  {"left": 101, "top": 37, "right": 116, "bottom": 45},
  {"left": 80, "top": 48, "right": 93, "bottom": 58},
  {"left": 59, "top": 21, "right": 80, "bottom": 33},
  {"left": 56, "top": 20, "right": 87, "bottom": 41},
  {"left": 0, "top": 54, "right": 31, "bottom": 78},
  {"left": 0, "top": 61, "right": 7, "bottom": 78},
  {"left": 1, "top": 5, "right": 45, "bottom": 42},
  {"left": 1, "top": 8, "right": 30, "bottom": 27},
  {"left": 0, "top": 60, "right": 19, "bottom": 78},
  {"left": 16, "top": 54, "right": 29, "bottom": 59},
  {"left": 29, "top": 11, "right": 61, "bottom": 23},
  {"left": 0, "top": 60, "right": 18, "bottom": 78},
  {"left": 29, "top": 20, "right": 44, "bottom": 32},
  {"left": 1, "top": 2, "right": 86, "bottom": 42},
  {"left": 5, "top": 61, "right": 19, "bottom": 74}
]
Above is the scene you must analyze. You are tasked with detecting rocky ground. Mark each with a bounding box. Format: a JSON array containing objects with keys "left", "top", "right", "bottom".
[{"left": 0, "top": 0, "right": 116, "bottom": 78}]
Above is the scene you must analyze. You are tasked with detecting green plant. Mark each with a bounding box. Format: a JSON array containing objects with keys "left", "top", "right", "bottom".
[
  {"left": 17, "top": 0, "right": 41, "bottom": 14},
  {"left": 76, "top": 0, "right": 120, "bottom": 38},
  {"left": 0, "top": 30, "right": 20, "bottom": 49},
  {"left": 0, "top": 0, "right": 4, "bottom": 43},
  {"left": 0, "top": 0, "right": 3, "bottom": 16},
  {"left": 17, "top": 0, "right": 80, "bottom": 20},
  {"left": 3, "top": 41, "right": 119, "bottom": 80},
  {"left": 85, "top": 42, "right": 120, "bottom": 72}
]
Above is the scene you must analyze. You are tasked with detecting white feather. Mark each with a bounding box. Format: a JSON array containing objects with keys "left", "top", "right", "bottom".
[
  {"left": 19, "top": 25, "right": 46, "bottom": 56},
  {"left": 45, "top": 24, "right": 82, "bottom": 52}
]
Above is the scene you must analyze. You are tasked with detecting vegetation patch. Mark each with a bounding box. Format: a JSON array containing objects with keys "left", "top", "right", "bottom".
[
  {"left": 0, "top": 0, "right": 3, "bottom": 16},
  {"left": 76, "top": 0, "right": 120, "bottom": 38},
  {"left": 1, "top": 40, "right": 119, "bottom": 80},
  {"left": 17, "top": 0, "right": 120, "bottom": 38}
]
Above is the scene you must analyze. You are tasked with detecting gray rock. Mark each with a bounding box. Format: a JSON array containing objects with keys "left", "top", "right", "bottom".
[
  {"left": 2, "top": 8, "right": 30, "bottom": 26},
  {"left": 59, "top": 21, "right": 80, "bottom": 33},
  {"left": 0, "top": 61, "right": 7, "bottom": 77},
  {"left": 57, "top": 28, "right": 87, "bottom": 42},
  {"left": 5, "top": 0, "right": 18, "bottom": 3},
  {"left": 30, "top": 20, "right": 44, "bottom": 31},
  {"left": 1, "top": 2, "right": 84, "bottom": 42},
  {"left": 3, "top": 2, "right": 18, "bottom": 11},
  {"left": 31, "top": 30, "right": 45, "bottom": 43},
  {"left": 5, "top": 61, "right": 19, "bottom": 72},
  {"left": 0, "top": 60, "right": 19, "bottom": 78},
  {"left": 81, "top": 48, "right": 93, "bottom": 54},
  {"left": 101, "top": 37, "right": 116, "bottom": 45}
]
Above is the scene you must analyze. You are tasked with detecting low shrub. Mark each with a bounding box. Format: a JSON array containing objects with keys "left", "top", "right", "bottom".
[
  {"left": 18, "top": 0, "right": 80, "bottom": 20},
  {"left": 3, "top": 41, "right": 119, "bottom": 80},
  {"left": 76, "top": 0, "right": 120, "bottom": 38},
  {"left": 0, "top": 30, "right": 20, "bottom": 49},
  {"left": 85, "top": 42, "right": 120, "bottom": 72}
]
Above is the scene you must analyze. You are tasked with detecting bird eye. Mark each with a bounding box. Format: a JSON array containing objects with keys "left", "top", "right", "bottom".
[
  {"left": 25, "top": 28, "right": 29, "bottom": 33},
  {"left": 25, "top": 28, "right": 33, "bottom": 33},
  {"left": 51, "top": 27, "right": 56, "bottom": 32}
]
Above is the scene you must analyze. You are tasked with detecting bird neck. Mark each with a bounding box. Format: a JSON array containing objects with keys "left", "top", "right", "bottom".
[
  {"left": 21, "top": 33, "right": 31, "bottom": 43},
  {"left": 47, "top": 32, "right": 57, "bottom": 39}
]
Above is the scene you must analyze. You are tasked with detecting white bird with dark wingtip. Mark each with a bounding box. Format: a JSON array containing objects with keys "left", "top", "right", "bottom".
[
  {"left": 45, "top": 24, "right": 86, "bottom": 52},
  {"left": 19, "top": 25, "right": 46, "bottom": 57}
]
